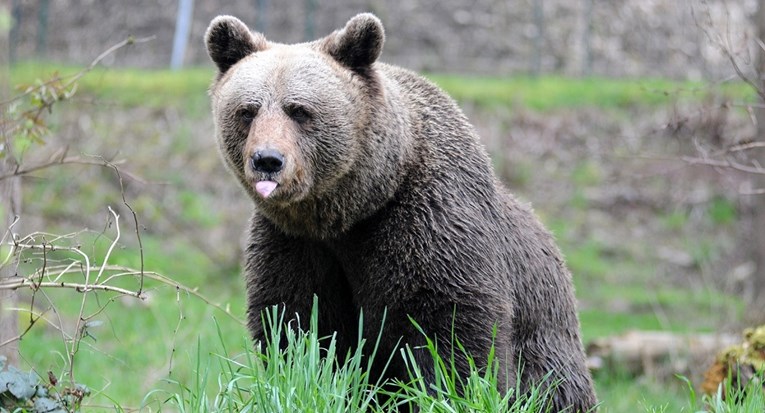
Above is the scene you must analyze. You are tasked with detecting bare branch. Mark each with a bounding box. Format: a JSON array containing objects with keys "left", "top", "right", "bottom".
[
  {"left": 728, "top": 141, "right": 765, "bottom": 153},
  {"left": 0, "top": 279, "right": 143, "bottom": 297},
  {"left": 0, "top": 156, "right": 125, "bottom": 181},
  {"left": 0, "top": 261, "right": 246, "bottom": 325},
  {"left": 105, "top": 160, "right": 145, "bottom": 294},
  {"left": 680, "top": 155, "right": 765, "bottom": 175},
  {"left": 141, "top": 271, "right": 246, "bottom": 326}
]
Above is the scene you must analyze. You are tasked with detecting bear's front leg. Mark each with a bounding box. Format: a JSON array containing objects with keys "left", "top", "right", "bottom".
[
  {"left": 244, "top": 213, "right": 357, "bottom": 354},
  {"left": 347, "top": 261, "right": 517, "bottom": 397}
]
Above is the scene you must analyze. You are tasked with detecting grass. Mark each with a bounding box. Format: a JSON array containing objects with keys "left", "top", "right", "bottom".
[
  {"left": 10, "top": 62, "right": 212, "bottom": 113},
  {"left": 12, "top": 227, "right": 246, "bottom": 409},
  {"left": 151, "top": 300, "right": 568, "bottom": 413},
  {"left": 699, "top": 375, "right": 765, "bottom": 413},
  {"left": 149, "top": 302, "right": 764, "bottom": 413},
  {"left": 11, "top": 61, "right": 754, "bottom": 113},
  {"left": 5, "top": 62, "right": 757, "bottom": 411},
  {"left": 154, "top": 301, "right": 387, "bottom": 412},
  {"left": 426, "top": 74, "right": 753, "bottom": 110},
  {"left": 551, "top": 218, "right": 745, "bottom": 343}
]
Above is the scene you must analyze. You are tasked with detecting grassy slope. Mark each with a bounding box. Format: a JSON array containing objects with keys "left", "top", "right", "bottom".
[
  {"left": 7, "top": 62, "right": 755, "bottom": 411},
  {"left": 12, "top": 62, "right": 750, "bottom": 111}
]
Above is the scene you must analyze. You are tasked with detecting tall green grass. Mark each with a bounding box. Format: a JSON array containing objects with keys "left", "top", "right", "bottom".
[
  {"left": 150, "top": 299, "right": 568, "bottom": 413},
  {"left": 153, "top": 299, "right": 391, "bottom": 412},
  {"left": 393, "top": 319, "right": 560, "bottom": 413},
  {"left": 147, "top": 300, "right": 765, "bottom": 413}
]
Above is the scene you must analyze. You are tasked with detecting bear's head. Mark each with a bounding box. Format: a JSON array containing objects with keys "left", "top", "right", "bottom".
[{"left": 206, "top": 14, "right": 411, "bottom": 239}]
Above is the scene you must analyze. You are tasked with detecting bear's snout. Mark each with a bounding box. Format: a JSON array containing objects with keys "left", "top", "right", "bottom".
[{"left": 251, "top": 149, "right": 285, "bottom": 174}]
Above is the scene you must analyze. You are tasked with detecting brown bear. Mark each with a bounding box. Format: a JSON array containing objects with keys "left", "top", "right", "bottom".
[{"left": 205, "top": 13, "right": 597, "bottom": 411}]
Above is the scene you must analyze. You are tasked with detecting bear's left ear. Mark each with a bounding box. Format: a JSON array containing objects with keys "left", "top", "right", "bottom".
[
  {"left": 205, "top": 16, "right": 268, "bottom": 75},
  {"left": 323, "top": 13, "right": 385, "bottom": 71}
]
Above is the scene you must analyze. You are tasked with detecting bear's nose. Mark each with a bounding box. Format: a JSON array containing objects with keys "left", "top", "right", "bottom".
[{"left": 251, "top": 149, "right": 285, "bottom": 174}]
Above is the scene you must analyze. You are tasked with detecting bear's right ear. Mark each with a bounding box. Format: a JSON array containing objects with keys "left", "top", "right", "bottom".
[{"left": 205, "top": 16, "right": 267, "bottom": 75}]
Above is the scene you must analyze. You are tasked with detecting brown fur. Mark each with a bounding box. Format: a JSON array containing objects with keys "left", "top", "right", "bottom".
[{"left": 205, "top": 13, "right": 597, "bottom": 411}]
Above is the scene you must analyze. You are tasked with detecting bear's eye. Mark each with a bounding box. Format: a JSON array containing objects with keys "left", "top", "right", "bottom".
[
  {"left": 284, "top": 104, "right": 313, "bottom": 124},
  {"left": 237, "top": 107, "right": 257, "bottom": 125}
]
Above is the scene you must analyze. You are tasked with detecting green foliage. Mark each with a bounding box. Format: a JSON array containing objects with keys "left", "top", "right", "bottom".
[
  {"left": 12, "top": 221, "right": 244, "bottom": 409},
  {"left": 394, "top": 319, "right": 560, "bottom": 413},
  {"left": 593, "top": 370, "right": 689, "bottom": 412},
  {"left": 11, "top": 62, "right": 753, "bottom": 114},
  {"left": 6, "top": 63, "right": 753, "bottom": 412},
  {"left": 0, "top": 357, "right": 90, "bottom": 413},
  {"left": 0, "top": 8, "right": 12, "bottom": 32},
  {"left": 426, "top": 75, "right": 752, "bottom": 111},
  {"left": 679, "top": 370, "right": 765, "bottom": 413},
  {"left": 550, "top": 217, "right": 745, "bottom": 343},
  {"left": 567, "top": 162, "right": 603, "bottom": 210},
  {"left": 700, "top": 378, "right": 765, "bottom": 412},
  {"left": 154, "top": 298, "right": 391, "bottom": 412},
  {"left": 152, "top": 302, "right": 574, "bottom": 413},
  {"left": 177, "top": 190, "right": 220, "bottom": 229},
  {"left": 707, "top": 197, "right": 737, "bottom": 226},
  {"left": 686, "top": 238, "right": 716, "bottom": 266},
  {"left": 2, "top": 73, "right": 78, "bottom": 164},
  {"left": 149, "top": 304, "right": 764, "bottom": 413},
  {"left": 571, "top": 162, "right": 603, "bottom": 187},
  {"left": 10, "top": 62, "right": 211, "bottom": 113},
  {"left": 563, "top": 240, "right": 610, "bottom": 280},
  {"left": 661, "top": 209, "right": 689, "bottom": 231}
]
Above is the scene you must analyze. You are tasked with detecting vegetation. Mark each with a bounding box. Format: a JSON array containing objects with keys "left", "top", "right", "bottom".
[
  {"left": 3, "top": 62, "right": 760, "bottom": 411},
  {"left": 428, "top": 75, "right": 752, "bottom": 111},
  {"left": 10, "top": 62, "right": 753, "bottom": 113},
  {"left": 150, "top": 300, "right": 765, "bottom": 413},
  {"left": 0, "top": 357, "right": 91, "bottom": 413},
  {"left": 153, "top": 300, "right": 563, "bottom": 413}
]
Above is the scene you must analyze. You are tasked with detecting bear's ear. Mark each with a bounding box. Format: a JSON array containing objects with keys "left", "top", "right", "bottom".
[
  {"left": 205, "top": 15, "right": 268, "bottom": 75},
  {"left": 324, "top": 13, "right": 385, "bottom": 71}
]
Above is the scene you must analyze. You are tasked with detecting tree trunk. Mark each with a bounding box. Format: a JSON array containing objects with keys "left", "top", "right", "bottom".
[
  {"left": 752, "top": 0, "right": 765, "bottom": 321},
  {"left": 0, "top": 1, "right": 21, "bottom": 366}
]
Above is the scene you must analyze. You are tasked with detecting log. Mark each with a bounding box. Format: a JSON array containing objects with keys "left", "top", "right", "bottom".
[{"left": 586, "top": 330, "right": 739, "bottom": 379}]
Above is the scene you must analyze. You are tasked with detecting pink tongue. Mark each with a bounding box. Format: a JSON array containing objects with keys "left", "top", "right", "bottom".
[{"left": 255, "top": 181, "right": 278, "bottom": 198}]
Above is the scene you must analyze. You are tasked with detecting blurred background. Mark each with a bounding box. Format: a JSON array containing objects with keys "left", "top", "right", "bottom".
[
  {"left": 7, "top": 0, "right": 757, "bottom": 77},
  {"left": 2, "top": 0, "right": 765, "bottom": 411}
]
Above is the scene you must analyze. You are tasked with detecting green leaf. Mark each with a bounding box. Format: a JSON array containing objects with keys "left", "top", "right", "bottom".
[
  {"left": 0, "top": 10, "right": 12, "bottom": 32},
  {"left": 34, "top": 396, "right": 67, "bottom": 413},
  {"left": 0, "top": 367, "right": 38, "bottom": 400}
]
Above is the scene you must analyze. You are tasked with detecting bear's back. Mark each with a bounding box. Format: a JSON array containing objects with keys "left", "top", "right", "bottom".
[
  {"left": 376, "top": 62, "right": 579, "bottom": 336},
  {"left": 375, "top": 62, "right": 496, "bottom": 191}
]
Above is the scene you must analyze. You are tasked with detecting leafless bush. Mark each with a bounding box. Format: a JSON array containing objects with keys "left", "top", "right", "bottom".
[{"left": 0, "top": 37, "right": 245, "bottom": 406}]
